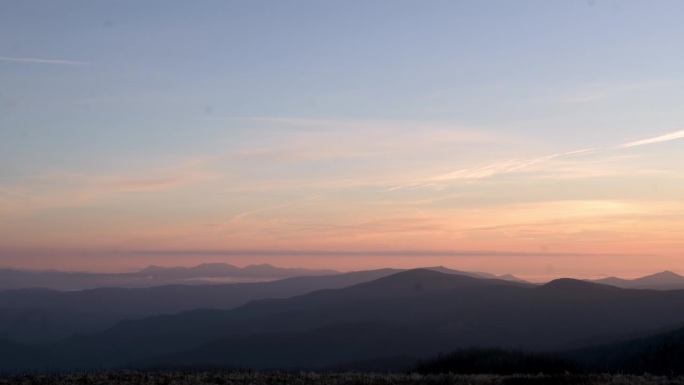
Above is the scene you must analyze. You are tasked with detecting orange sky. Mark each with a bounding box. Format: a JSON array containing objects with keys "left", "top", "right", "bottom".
[{"left": 2, "top": 126, "right": 684, "bottom": 280}]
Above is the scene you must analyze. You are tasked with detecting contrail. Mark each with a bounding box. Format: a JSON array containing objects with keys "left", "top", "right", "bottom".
[
  {"left": 617, "top": 129, "right": 684, "bottom": 149},
  {"left": 0, "top": 56, "right": 90, "bottom": 66}
]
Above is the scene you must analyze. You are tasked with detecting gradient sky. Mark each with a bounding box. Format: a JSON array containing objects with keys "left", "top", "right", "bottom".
[{"left": 1, "top": 1, "right": 683, "bottom": 280}]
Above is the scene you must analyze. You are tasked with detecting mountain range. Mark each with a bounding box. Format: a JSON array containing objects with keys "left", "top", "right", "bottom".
[
  {"left": 3, "top": 269, "right": 684, "bottom": 372},
  {"left": 0, "top": 263, "right": 340, "bottom": 291},
  {"left": 0, "top": 263, "right": 529, "bottom": 291},
  {"left": 0, "top": 266, "right": 525, "bottom": 343},
  {"left": 591, "top": 270, "right": 684, "bottom": 290},
  {"left": 0, "top": 268, "right": 394, "bottom": 343}
]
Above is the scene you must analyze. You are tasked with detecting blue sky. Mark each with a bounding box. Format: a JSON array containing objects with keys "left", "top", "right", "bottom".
[{"left": 1, "top": 1, "right": 684, "bottom": 278}]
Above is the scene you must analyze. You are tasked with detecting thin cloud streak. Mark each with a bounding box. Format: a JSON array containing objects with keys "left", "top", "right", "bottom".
[
  {"left": 617, "top": 129, "right": 684, "bottom": 149},
  {"left": 0, "top": 56, "right": 90, "bottom": 66},
  {"left": 129, "top": 248, "right": 650, "bottom": 258},
  {"left": 389, "top": 148, "right": 598, "bottom": 191},
  {"left": 389, "top": 126, "right": 684, "bottom": 191}
]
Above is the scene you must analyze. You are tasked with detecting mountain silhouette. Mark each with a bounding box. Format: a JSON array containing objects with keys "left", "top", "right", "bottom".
[
  {"left": 0, "top": 268, "right": 401, "bottom": 343},
  {"left": 3, "top": 269, "right": 682, "bottom": 371},
  {"left": 412, "top": 266, "right": 527, "bottom": 283},
  {"left": 536, "top": 278, "right": 621, "bottom": 295},
  {"left": 0, "top": 266, "right": 527, "bottom": 343},
  {"left": 593, "top": 270, "right": 684, "bottom": 290},
  {"left": 0, "top": 339, "right": 61, "bottom": 372},
  {"left": 41, "top": 270, "right": 530, "bottom": 369},
  {"left": 0, "top": 264, "right": 340, "bottom": 291},
  {"left": 567, "top": 324, "right": 684, "bottom": 375},
  {"left": 135, "top": 263, "right": 339, "bottom": 280},
  {"left": 139, "top": 321, "right": 441, "bottom": 370},
  {"left": 0, "top": 264, "right": 528, "bottom": 291}
]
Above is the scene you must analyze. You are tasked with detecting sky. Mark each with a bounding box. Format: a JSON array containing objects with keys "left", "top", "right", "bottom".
[{"left": 1, "top": 1, "right": 683, "bottom": 280}]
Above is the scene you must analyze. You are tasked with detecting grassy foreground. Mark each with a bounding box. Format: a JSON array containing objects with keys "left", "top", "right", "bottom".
[{"left": 1, "top": 372, "right": 684, "bottom": 385}]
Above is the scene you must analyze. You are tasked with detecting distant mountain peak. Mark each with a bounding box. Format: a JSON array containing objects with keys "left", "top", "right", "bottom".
[
  {"left": 652, "top": 270, "right": 681, "bottom": 277},
  {"left": 633, "top": 270, "right": 684, "bottom": 285},
  {"left": 244, "top": 263, "right": 276, "bottom": 269},
  {"left": 424, "top": 265, "right": 448, "bottom": 270},
  {"left": 592, "top": 270, "right": 684, "bottom": 290},
  {"left": 357, "top": 268, "right": 469, "bottom": 289},
  {"left": 497, "top": 274, "right": 528, "bottom": 283},
  {"left": 374, "top": 268, "right": 447, "bottom": 281},
  {"left": 197, "top": 262, "right": 235, "bottom": 266},
  {"left": 338, "top": 268, "right": 530, "bottom": 300},
  {"left": 419, "top": 266, "right": 499, "bottom": 280},
  {"left": 132, "top": 263, "right": 339, "bottom": 281},
  {"left": 409, "top": 268, "right": 448, "bottom": 275},
  {"left": 538, "top": 278, "right": 619, "bottom": 292}
]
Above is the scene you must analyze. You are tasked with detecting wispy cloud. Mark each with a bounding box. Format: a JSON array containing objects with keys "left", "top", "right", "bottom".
[
  {"left": 388, "top": 126, "right": 684, "bottom": 191},
  {"left": 431, "top": 148, "right": 597, "bottom": 181},
  {"left": 0, "top": 56, "right": 90, "bottom": 66},
  {"left": 389, "top": 148, "right": 598, "bottom": 191},
  {"left": 617, "top": 129, "right": 684, "bottom": 149}
]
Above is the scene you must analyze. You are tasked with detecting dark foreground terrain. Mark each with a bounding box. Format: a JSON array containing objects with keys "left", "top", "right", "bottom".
[{"left": 1, "top": 371, "right": 684, "bottom": 385}]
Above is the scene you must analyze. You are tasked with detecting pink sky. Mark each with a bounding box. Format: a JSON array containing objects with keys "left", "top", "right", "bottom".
[{"left": 2, "top": 124, "right": 683, "bottom": 280}]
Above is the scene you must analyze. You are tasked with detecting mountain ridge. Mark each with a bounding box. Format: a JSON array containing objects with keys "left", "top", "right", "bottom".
[
  {"left": 0, "top": 264, "right": 529, "bottom": 291},
  {"left": 592, "top": 270, "right": 684, "bottom": 290},
  {"left": 7, "top": 269, "right": 683, "bottom": 371}
]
